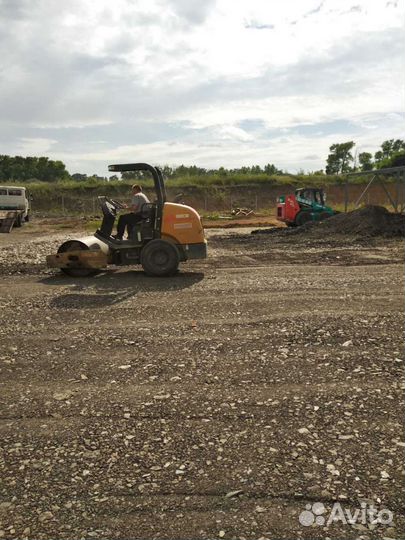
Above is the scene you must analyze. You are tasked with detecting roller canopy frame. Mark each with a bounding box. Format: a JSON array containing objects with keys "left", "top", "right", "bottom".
[{"left": 108, "top": 163, "right": 167, "bottom": 206}]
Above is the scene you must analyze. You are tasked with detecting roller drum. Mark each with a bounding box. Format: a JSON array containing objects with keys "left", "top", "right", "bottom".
[
  {"left": 57, "top": 236, "right": 109, "bottom": 277},
  {"left": 57, "top": 236, "right": 110, "bottom": 255}
]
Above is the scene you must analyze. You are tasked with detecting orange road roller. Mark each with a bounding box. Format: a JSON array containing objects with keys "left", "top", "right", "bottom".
[{"left": 46, "top": 163, "right": 207, "bottom": 277}]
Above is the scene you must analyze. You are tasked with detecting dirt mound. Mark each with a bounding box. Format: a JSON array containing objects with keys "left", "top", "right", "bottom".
[
  {"left": 314, "top": 206, "right": 405, "bottom": 237},
  {"left": 252, "top": 206, "right": 405, "bottom": 238}
]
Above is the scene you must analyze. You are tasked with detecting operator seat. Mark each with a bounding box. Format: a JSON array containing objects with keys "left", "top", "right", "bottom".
[
  {"left": 127, "top": 203, "right": 156, "bottom": 241},
  {"left": 140, "top": 203, "right": 155, "bottom": 221}
]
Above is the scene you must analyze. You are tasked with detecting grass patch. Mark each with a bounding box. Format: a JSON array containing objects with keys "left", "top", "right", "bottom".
[{"left": 84, "top": 219, "right": 102, "bottom": 231}]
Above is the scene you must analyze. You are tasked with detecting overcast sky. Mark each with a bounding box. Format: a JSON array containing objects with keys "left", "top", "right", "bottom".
[{"left": 0, "top": 0, "right": 404, "bottom": 175}]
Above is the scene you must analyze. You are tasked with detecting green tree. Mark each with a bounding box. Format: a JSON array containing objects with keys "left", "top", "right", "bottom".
[
  {"left": 0, "top": 155, "right": 69, "bottom": 182},
  {"left": 264, "top": 163, "right": 282, "bottom": 175},
  {"left": 172, "top": 165, "right": 208, "bottom": 177},
  {"left": 121, "top": 170, "right": 145, "bottom": 180},
  {"left": 389, "top": 152, "right": 405, "bottom": 167},
  {"left": 358, "top": 152, "right": 373, "bottom": 171},
  {"left": 325, "top": 142, "right": 355, "bottom": 174},
  {"left": 161, "top": 165, "right": 174, "bottom": 178},
  {"left": 71, "top": 173, "right": 88, "bottom": 181},
  {"left": 374, "top": 139, "right": 405, "bottom": 168}
]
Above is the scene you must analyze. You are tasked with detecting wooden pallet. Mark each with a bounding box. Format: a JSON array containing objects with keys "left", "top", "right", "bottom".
[{"left": 0, "top": 211, "right": 17, "bottom": 233}]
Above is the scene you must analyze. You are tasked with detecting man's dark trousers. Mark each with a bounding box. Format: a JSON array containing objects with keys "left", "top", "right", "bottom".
[{"left": 116, "top": 213, "right": 143, "bottom": 239}]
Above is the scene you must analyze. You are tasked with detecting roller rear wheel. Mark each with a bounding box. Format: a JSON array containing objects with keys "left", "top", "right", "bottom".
[{"left": 141, "top": 240, "right": 179, "bottom": 276}]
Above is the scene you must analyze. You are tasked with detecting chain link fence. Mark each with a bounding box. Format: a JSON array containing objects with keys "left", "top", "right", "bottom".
[{"left": 30, "top": 180, "right": 405, "bottom": 217}]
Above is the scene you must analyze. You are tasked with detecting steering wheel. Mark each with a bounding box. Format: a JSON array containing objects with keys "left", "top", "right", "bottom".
[
  {"left": 104, "top": 196, "right": 126, "bottom": 210},
  {"left": 98, "top": 196, "right": 126, "bottom": 212},
  {"left": 97, "top": 196, "right": 126, "bottom": 219}
]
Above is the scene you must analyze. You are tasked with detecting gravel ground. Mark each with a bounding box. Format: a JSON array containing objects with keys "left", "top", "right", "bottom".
[{"left": 0, "top": 223, "right": 404, "bottom": 540}]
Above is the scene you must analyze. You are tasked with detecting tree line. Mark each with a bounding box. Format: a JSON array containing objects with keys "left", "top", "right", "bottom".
[
  {"left": 0, "top": 139, "right": 404, "bottom": 183},
  {"left": 0, "top": 155, "right": 68, "bottom": 182},
  {"left": 0, "top": 157, "right": 283, "bottom": 183},
  {"left": 325, "top": 139, "right": 405, "bottom": 174},
  {"left": 121, "top": 163, "right": 282, "bottom": 181}
]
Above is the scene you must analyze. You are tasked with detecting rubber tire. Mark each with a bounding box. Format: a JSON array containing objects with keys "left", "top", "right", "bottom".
[
  {"left": 25, "top": 214, "right": 30, "bottom": 222},
  {"left": 319, "top": 212, "right": 332, "bottom": 221},
  {"left": 60, "top": 242, "right": 99, "bottom": 278},
  {"left": 14, "top": 215, "right": 22, "bottom": 228},
  {"left": 141, "top": 239, "right": 180, "bottom": 277},
  {"left": 295, "top": 211, "right": 312, "bottom": 227}
]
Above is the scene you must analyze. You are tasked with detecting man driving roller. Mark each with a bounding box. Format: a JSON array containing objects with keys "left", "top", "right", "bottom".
[{"left": 114, "top": 184, "right": 150, "bottom": 240}]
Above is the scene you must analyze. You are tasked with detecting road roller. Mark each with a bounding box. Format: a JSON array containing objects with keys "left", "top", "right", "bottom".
[{"left": 46, "top": 163, "right": 207, "bottom": 277}]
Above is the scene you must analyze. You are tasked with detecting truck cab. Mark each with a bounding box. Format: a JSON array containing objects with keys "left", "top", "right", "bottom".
[{"left": 0, "top": 186, "right": 31, "bottom": 226}]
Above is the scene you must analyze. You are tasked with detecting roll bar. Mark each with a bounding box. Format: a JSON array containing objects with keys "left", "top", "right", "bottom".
[{"left": 108, "top": 163, "right": 167, "bottom": 205}]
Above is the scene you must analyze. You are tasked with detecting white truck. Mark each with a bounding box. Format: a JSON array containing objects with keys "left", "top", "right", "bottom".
[{"left": 0, "top": 186, "right": 31, "bottom": 232}]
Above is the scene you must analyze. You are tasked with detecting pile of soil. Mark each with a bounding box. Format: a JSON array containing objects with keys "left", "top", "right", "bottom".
[
  {"left": 252, "top": 206, "right": 405, "bottom": 238},
  {"left": 314, "top": 205, "right": 405, "bottom": 237}
]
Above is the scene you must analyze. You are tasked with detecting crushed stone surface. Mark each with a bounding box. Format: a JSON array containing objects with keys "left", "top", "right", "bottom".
[{"left": 0, "top": 220, "right": 404, "bottom": 539}]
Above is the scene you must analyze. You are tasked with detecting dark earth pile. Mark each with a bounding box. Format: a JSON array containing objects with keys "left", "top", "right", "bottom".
[
  {"left": 314, "top": 205, "right": 405, "bottom": 237},
  {"left": 253, "top": 206, "right": 405, "bottom": 238}
]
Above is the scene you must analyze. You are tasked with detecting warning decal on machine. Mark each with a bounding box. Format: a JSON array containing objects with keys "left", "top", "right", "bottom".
[{"left": 173, "top": 222, "right": 192, "bottom": 229}]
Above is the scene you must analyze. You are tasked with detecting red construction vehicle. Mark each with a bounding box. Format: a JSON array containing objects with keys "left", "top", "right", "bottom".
[{"left": 276, "top": 187, "right": 335, "bottom": 227}]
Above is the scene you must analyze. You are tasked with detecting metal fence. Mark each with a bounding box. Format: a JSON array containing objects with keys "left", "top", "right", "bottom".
[
  {"left": 31, "top": 167, "right": 405, "bottom": 216},
  {"left": 342, "top": 166, "right": 405, "bottom": 213}
]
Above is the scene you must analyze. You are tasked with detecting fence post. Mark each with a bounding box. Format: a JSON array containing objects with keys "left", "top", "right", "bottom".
[
  {"left": 344, "top": 180, "right": 348, "bottom": 212},
  {"left": 401, "top": 173, "right": 404, "bottom": 212},
  {"left": 394, "top": 174, "right": 399, "bottom": 213}
]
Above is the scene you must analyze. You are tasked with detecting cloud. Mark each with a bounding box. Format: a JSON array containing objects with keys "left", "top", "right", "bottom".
[
  {"left": 165, "top": 0, "right": 217, "bottom": 24},
  {"left": 16, "top": 138, "right": 57, "bottom": 155},
  {"left": 303, "top": 1, "right": 326, "bottom": 18},
  {"left": 0, "top": 0, "right": 403, "bottom": 174},
  {"left": 244, "top": 21, "right": 275, "bottom": 30},
  {"left": 218, "top": 125, "right": 254, "bottom": 142},
  {"left": 0, "top": 0, "right": 31, "bottom": 20}
]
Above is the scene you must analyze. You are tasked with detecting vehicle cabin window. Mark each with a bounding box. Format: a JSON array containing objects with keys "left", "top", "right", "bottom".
[
  {"left": 0, "top": 189, "right": 7, "bottom": 195},
  {"left": 8, "top": 189, "right": 23, "bottom": 196}
]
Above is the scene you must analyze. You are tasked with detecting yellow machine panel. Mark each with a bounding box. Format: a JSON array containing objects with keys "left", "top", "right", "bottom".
[{"left": 161, "top": 203, "right": 205, "bottom": 245}]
